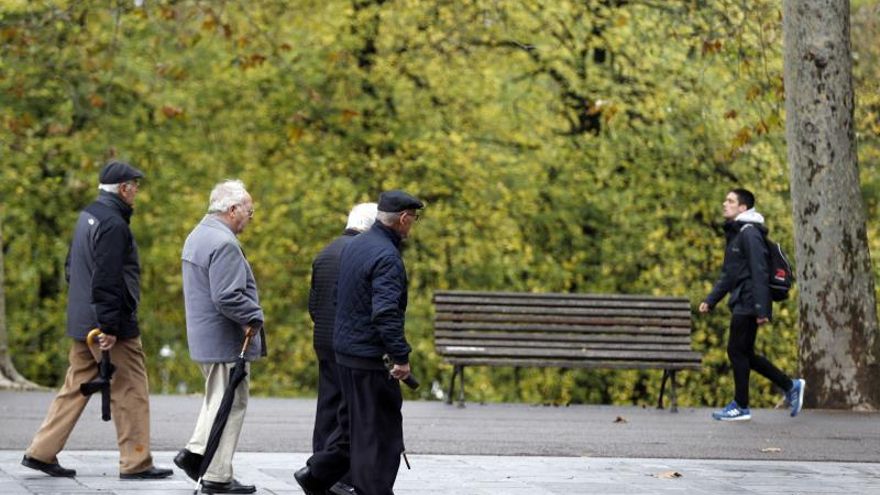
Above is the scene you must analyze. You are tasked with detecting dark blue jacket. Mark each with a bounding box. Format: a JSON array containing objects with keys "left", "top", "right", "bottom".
[
  {"left": 309, "top": 229, "right": 359, "bottom": 360},
  {"left": 333, "top": 222, "right": 412, "bottom": 365},
  {"left": 705, "top": 220, "right": 772, "bottom": 319},
  {"left": 65, "top": 191, "right": 140, "bottom": 340}
]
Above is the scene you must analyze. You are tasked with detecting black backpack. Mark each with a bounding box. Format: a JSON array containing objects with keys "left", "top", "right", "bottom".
[{"left": 741, "top": 224, "right": 794, "bottom": 301}]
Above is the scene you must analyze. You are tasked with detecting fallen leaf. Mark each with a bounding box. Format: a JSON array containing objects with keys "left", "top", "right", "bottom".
[
  {"left": 614, "top": 416, "right": 628, "bottom": 423},
  {"left": 656, "top": 470, "right": 683, "bottom": 479}
]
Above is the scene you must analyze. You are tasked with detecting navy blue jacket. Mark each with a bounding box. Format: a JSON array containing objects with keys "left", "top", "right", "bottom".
[
  {"left": 705, "top": 220, "right": 772, "bottom": 319},
  {"left": 309, "top": 229, "right": 359, "bottom": 360},
  {"left": 333, "top": 222, "right": 412, "bottom": 365},
  {"left": 65, "top": 191, "right": 140, "bottom": 340}
]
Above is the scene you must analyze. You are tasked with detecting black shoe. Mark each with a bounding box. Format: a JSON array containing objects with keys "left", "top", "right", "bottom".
[
  {"left": 174, "top": 448, "right": 204, "bottom": 481},
  {"left": 119, "top": 466, "right": 174, "bottom": 479},
  {"left": 200, "top": 478, "right": 257, "bottom": 494},
  {"left": 294, "top": 466, "right": 329, "bottom": 495},
  {"left": 330, "top": 480, "right": 358, "bottom": 495},
  {"left": 21, "top": 455, "right": 76, "bottom": 478}
]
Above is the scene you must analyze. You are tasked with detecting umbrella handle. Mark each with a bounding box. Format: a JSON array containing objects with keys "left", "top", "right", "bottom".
[
  {"left": 239, "top": 326, "right": 254, "bottom": 356},
  {"left": 86, "top": 328, "right": 104, "bottom": 349}
]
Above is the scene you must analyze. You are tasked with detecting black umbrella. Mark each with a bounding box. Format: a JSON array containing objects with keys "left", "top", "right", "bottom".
[
  {"left": 193, "top": 327, "right": 254, "bottom": 494},
  {"left": 80, "top": 328, "right": 115, "bottom": 421}
]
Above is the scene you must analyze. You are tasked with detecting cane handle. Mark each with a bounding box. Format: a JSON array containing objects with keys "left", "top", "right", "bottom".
[{"left": 86, "top": 328, "right": 104, "bottom": 348}]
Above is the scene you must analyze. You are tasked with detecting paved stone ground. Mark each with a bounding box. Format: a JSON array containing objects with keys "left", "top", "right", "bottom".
[
  {"left": 1, "top": 451, "right": 879, "bottom": 495},
  {"left": 1, "top": 391, "right": 878, "bottom": 494}
]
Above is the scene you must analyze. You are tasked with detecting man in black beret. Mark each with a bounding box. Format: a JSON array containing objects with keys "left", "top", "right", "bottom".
[
  {"left": 22, "top": 160, "right": 172, "bottom": 480},
  {"left": 295, "top": 190, "right": 423, "bottom": 495}
]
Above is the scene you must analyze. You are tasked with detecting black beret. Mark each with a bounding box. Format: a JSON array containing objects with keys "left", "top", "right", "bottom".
[
  {"left": 99, "top": 161, "right": 144, "bottom": 184},
  {"left": 377, "top": 190, "right": 424, "bottom": 213}
]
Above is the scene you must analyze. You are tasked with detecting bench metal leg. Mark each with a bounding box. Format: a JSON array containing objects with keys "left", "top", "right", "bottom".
[
  {"left": 658, "top": 369, "right": 679, "bottom": 413},
  {"left": 446, "top": 365, "right": 459, "bottom": 405},
  {"left": 657, "top": 369, "right": 669, "bottom": 410}
]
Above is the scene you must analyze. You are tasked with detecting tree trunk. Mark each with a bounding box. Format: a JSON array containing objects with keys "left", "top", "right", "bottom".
[
  {"left": 783, "top": 0, "right": 880, "bottom": 410},
  {"left": 0, "top": 212, "right": 42, "bottom": 390}
]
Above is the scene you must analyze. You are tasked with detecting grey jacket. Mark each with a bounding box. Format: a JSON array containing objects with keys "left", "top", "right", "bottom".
[{"left": 182, "top": 215, "right": 266, "bottom": 362}]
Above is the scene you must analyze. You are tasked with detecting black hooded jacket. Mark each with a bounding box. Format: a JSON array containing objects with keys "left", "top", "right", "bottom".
[
  {"left": 65, "top": 191, "right": 141, "bottom": 340},
  {"left": 704, "top": 218, "right": 772, "bottom": 320},
  {"left": 309, "top": 228, "right": 359, "bottom": 360}
]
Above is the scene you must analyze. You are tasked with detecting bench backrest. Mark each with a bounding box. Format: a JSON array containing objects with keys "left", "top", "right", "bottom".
[{"left": 433, "top": 290, "right": 701, "bottom": 370}]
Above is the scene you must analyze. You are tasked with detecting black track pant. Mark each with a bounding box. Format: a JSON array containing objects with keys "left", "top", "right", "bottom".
[
  {"left": 313, "top": 358, "right": 344, "bottom": 453},
  {"left": 307, "top": 364, "right": 403, "bottom": 495},
  {"left": 727, "top": 314, "right": 793, "bottom": 408}
]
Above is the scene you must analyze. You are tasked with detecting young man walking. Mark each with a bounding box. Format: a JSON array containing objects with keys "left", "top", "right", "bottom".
[{"left": 699, "top": 188, "right": 805, "bottom": 421}]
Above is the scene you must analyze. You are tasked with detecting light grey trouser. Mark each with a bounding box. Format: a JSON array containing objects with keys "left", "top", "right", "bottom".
[{"left": 186, "top": 361, "right": 250, "bottom": 483}]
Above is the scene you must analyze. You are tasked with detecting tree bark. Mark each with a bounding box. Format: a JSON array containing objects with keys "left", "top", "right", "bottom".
[
  {"left": 0, "top": 213, "right": 41, "bottom": 390},
  {"left": 783, "top": 0, "right": 880, "bottom": 410}
]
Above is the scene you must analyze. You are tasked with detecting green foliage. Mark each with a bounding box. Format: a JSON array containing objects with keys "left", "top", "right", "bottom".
[{"left": 1, "top": 0, "right": 877, "bottom": 408}]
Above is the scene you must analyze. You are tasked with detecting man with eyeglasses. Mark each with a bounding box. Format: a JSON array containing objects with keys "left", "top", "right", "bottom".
[
  {"left": 176, "top": 179, "right": 265, "bottom": 494},
  {"left": 22, "top": 161, "right": 173, "bottom": 480},
  {"left": 295, "top": 190, "right": 423, "bottom": 495}
]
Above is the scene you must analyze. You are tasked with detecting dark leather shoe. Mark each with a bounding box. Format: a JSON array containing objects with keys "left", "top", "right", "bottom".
[
  {"left": 200, "top": 478, "right": 256, "bottom": 494},
  {"left": 21, "top": 455, "right": 76, "bottom": 477},
  {"left": 330, "top": 480, "right": 358, "bottom": 495},
  {"left": 294, "top": 466, "right": 334, "bottom": 495},
  {"left": 174, "top": 448, "right": 204, "bottom": 481},
  {"left": 119, "top": 466, "right": 174, "bottom": 479}
]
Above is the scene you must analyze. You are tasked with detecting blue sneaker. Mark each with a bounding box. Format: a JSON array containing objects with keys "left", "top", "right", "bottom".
[
  {"left": 788, "top": 379, "right": 805, "bottom": 417},
  {"left": 712, "top": 400, "right": 751, "bottom": 421}
]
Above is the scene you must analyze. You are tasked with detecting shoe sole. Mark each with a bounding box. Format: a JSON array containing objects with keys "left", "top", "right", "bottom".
[
  {"left": 717, "top": 415, "right": 751, "bottom": 421},
  {"left": 21, "top": 458, "right": 76, "bottom": 478},
  {"left": 174, "top": 458, "right": 199, "bottom": 482},
  {"left": 791, "top": 379, "right": 806, "bottom": 417}
]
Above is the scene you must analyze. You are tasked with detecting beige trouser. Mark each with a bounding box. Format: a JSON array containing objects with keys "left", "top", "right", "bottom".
[
  {"left": 26, "top": 337, "right": 154, "bottom": 474},
  {"left": 186, "top": 361, "right": 250, "bottom": 483}
]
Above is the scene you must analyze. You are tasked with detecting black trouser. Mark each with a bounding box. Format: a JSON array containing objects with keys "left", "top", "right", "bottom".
[
  {"left": 313, "top": 358, "right": 344, "bottom": 453},
  {"left": 308, "top": 359, "right": 351, "bottom": 487},
  {"left": 727, "top": 314, "right": 792, "bottom": 408},
  {"left": 307, "top": 364, "right": 403, "bottom": 495}
]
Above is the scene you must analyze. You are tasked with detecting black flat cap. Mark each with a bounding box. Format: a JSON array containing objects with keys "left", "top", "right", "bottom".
[
  {"left": 377, "top": 190, "right": 424, "bottom": 213},
  {"left": 99, "top": 161, "right": 144, "bottom": 184}
]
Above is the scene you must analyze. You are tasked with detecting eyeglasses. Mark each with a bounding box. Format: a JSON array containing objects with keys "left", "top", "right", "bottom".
[{"left": 234, "top": 204, "right": 255, "bottom": 218}]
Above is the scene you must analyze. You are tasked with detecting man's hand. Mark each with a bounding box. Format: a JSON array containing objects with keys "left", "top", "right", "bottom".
[
  {"left": 757, "top": 317, "right": 769, "bottom": 326},
  {"left": 390, "top": 363, "right": 411, "bottom": 381},
  {"left": 98, "top": 333, "right": 117, "bottom": 351},
  {"left": 698, "top": 302, "right": 710, "bottom": 313}
]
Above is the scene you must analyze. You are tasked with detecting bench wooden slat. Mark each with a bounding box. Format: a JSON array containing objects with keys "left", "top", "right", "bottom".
[
  {"left": 434, "top": 321, "right": 692, "bottom": 336},
  {"left": 435, "top": 304, "right": 691, "bottom": 318},
  {"left": 435, "top": 339, "right": 693, "bottom": 352},
  {"left": 434, "top": 330, "right": 691, "bottom": 344},
  {"left": 435, "top": 313, "right": 692, "bottom": 327},
  {"left": 434, "top": 294, "right": 690, "bottom": 310},
  {"left": 445, "top": 357, "right": 702, "bottom": 371},
  {"left": 434, "top": 290, "right": 689, "bottom": 303},
  {"left": 437, "top": 346, "right": 700, "bottom": 361}
]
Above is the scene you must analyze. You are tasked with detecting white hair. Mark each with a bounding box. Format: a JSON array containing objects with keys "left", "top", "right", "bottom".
[
  {"left": 346, "top": 202, "right": 378, "bottom": 232},
  {"left": 98, "top": 183, "right": 120, "bottom": 193},
  {"left": 376, "top": 210, "right": 402, "bottom": 226},
  {"left": 207, "top": 179, "right": 249, "bottom": 214}
]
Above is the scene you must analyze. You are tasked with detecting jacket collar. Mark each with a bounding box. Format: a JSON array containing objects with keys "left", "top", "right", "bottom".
[
  {"left": 373, "top": 222, "right": 402, "bottom": 248},
  {"left": 343, "top": 228, "right": 360, "bottom": 237},
  {"left": 96, "top": 191, "right": 133, "bottom": 223},
  {"left": 200, "top": 214, "right": 237, "bottom": 237}
]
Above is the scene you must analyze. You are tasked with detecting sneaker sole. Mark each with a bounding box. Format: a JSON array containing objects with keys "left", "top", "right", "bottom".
[
  {"left": 718, "top": 415, "right": 751, "bottom": 421},
  {"left": 791, "top": 379, "right": 805, "bottom": 417}
]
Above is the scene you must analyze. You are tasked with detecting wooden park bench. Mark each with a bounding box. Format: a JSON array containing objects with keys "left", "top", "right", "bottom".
[{"left": 432, "top": 290, "right": 701, "bottom": 412}]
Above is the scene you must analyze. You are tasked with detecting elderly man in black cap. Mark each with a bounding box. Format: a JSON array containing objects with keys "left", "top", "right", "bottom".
[
  {"left": 294, "top": 190, "right": 423, "bottom": 495},
  {"left": 22, "top": 161, "right": 172, "bottom": 480}
]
